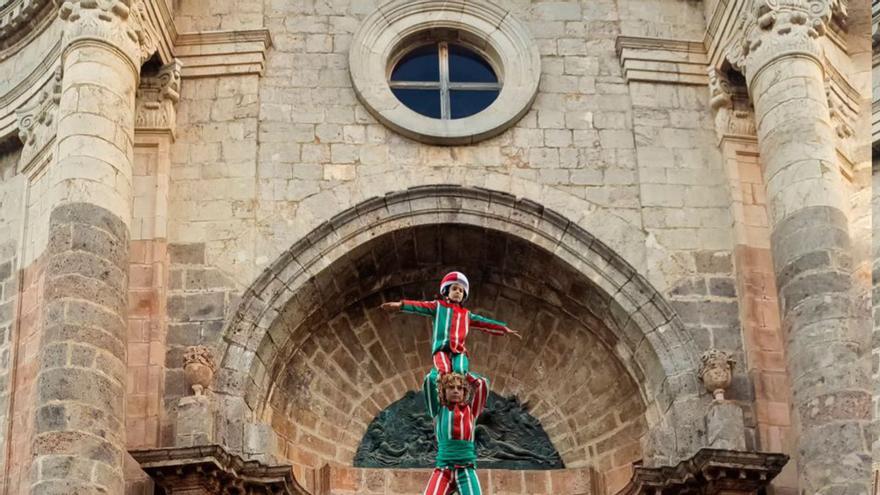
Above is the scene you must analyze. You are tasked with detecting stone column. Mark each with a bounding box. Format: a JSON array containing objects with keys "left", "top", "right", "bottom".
[
  {"left": 30, "top": 1, "right": 156, "bottom": 493},
  {"left": 727, "top": 0, "right": 872, "bottom": 492}
]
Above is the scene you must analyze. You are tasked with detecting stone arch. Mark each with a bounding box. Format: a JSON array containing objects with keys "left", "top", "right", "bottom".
[{"left": 214, "top": 184, "right": 707, "bottom": 467}]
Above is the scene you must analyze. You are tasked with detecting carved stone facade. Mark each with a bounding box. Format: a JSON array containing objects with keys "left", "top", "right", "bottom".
[
  {"left": 14, "top": 65, "right": 61, "bottom": 171},
  {"left": 135, "top": 59, "right": 182, "bottom": 136},
  {"left": 0, "top": 0, "right": 872, "bottom": 494}
]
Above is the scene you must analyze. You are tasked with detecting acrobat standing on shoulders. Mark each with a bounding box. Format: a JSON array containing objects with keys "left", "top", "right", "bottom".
[
  {"left": 421, "top": 370, "right": 488, "bottom": 495},
  {"left": 381, "top": 271, "right": 521, "bottom": 376}
]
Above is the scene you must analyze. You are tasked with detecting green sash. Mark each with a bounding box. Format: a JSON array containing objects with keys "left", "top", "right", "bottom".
[{"left": 436, "top": 439, "right": 477, "bottom": 468}]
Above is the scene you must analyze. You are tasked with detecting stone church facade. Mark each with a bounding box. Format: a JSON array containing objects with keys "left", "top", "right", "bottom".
[{"left": 0, "top": 0, "right": 874, "bottom": 494}]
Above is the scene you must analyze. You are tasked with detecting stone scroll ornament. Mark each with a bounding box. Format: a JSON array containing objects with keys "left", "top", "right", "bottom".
[{"left": 183, "top": 345, "right": 216, "bottom": 396}]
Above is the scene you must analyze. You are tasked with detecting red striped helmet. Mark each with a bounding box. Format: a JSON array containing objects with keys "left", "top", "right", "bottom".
[{"left": 440, "top": 271, "right": 470, "bottom": 301}]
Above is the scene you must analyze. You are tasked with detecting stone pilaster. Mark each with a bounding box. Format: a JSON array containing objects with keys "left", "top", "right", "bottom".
[
  {"left": 29, "top": 1, "right": 156, "bottom": 493},
  {"left": 727, "top": 0, "right": 873, "bottom": 493}
]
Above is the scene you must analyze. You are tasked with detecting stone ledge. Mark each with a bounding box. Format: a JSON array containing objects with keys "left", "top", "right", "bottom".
[
  {"left": 615, "top": 36, "right": 708, "bottom": 86},
  {"left": 131, "top": 444, "right": 309, "bottom": 495},
  {"left": 616, "top": 448, "right": 788, "bottom": 494},
  {"left": 174, "top": 28, "right": 272, "bottom": 78},
  {"left": 316, "top": 464, "right": 597, "bottom": 495}
]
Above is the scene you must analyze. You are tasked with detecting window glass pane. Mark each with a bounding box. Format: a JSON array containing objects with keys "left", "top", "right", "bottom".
[
  {"left": 450, "top": 90, "right": 499, "bottom": 119},
  {"left": 392, "top": 88, "right": 442, "bottom": 119},
  {"left": 390, "top": 44, "right": 440, "bottom": 82},
  {"left": 448, "top": 45, "right": 497, "bottom": 83}
]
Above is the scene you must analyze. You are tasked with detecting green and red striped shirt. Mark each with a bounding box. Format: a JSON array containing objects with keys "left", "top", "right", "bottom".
[{"left": 400, "top": 299, "right": 509, "bottom": 355}]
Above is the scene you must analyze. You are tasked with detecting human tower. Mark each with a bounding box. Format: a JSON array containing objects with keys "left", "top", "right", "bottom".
[{"left": 382, "top": 272, "right": 521, "bottom": 495}]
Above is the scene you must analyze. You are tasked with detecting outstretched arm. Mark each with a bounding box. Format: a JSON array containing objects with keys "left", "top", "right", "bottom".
[
  {"left": 382, "top": 299, "right": 437, "bottom": 317},
  {"left": 469, "top": 312, "right": 521, "bottom": 339}
]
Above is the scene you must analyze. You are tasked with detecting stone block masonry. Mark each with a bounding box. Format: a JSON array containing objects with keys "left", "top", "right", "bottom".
[{"left": 32, "top": 203, "right": 129, "bottom": 494}]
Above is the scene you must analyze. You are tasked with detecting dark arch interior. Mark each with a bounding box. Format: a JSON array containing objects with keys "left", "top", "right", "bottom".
[{"left": 260, "top": 224, "right": 647, "bottom": 475}]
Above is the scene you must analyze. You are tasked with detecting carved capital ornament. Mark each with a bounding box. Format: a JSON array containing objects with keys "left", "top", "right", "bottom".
[
  {"left": 58, "top": 0, "right": 158, "bottom": 70},
  {"left": 707, "top": 68, "right": 756, "bottom": 142},
  {"left": 726, "top": 0, "right": 844, "bottom": 84},
  {"left": 135, "top": 58, "right": 182, "bottom": 135}
]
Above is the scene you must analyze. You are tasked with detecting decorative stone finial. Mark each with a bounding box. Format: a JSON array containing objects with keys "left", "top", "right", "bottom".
[
  {"left": 183, "top": 345, "right": 215, "bottom": 396},
  {"left": 699, "top": 349, "right": 736, "bottom": 401}
]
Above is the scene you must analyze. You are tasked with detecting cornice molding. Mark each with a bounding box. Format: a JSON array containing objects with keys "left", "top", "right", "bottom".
[
  {"left": 130, "top": 444, "right": 309, "bottom": 495},
  {"left": 619, "top": 448, "right": 789, "bottom": 494},
  {"left": 0, "top": 0, "right": 57, "bottom": 61},
  {"left": 0, "top": 0, "right": 56, "bottom": 52},
  {"left": 615, "top": 35, "right": 709, "bottom": 85},
  {"left": 173, "top": 28, "right": 272, "bottom": 78}
]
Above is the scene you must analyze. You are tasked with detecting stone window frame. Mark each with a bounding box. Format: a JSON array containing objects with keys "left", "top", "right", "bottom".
[{"left": 349, "top": 0, "right": 541, "bottom": 145}]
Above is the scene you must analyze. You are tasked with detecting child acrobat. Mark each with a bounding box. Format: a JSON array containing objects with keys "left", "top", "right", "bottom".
[
  {"left": 421, "top": 369, "right": 488, "bottom": 495},
  {"left": 381, "top": 271, "right": 520, "bottom": 376}
]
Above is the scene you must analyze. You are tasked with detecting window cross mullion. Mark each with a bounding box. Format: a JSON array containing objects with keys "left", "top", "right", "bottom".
[
  {"left": 438, "top": 41, "right": 451, "bottom": 120},
  {"left": 389, "top": 81, "right": 443, "bottom": 89},
  {"left": 447, "top": 82, "right": 502, "bottom": 91}
]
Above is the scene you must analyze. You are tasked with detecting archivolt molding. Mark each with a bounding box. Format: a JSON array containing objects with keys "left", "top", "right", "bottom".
[
  {"left": 216, "top": 185, "right": 707, "bottom": 464},
  {"left": 0, "top": 0, "right": 57, "bottom": 53}
]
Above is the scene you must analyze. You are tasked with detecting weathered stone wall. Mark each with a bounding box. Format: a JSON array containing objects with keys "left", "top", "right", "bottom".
[
  {"left": 163, "top": 5, "right": 741, "bottom": 489},
  {"left": 0, "top": 0, "right": 870, "bottom": 493},
  {"left": 0, "top": 143, "right": 23, "bottom": 494},
  {"left": 166, "top": 0, "right": 719, "bottom": 295},
  {"left": 317, "top": 464, "right": 597, "bottom": 495},
  {"left": 871, "top": 155, "right": 880, "bottom": 490},
  {"left": 162, "top": 242, "right": 238, "bottom": 443}
]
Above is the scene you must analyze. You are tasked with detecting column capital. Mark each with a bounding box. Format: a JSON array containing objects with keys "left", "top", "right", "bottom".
[
  {"left": 707, "top": 68, "right": 756, "bottom": 144},
  {"left": 58, "top": 0, "right": 158, "bottom": 72},
  {"left": 135, "top": 58, "right": 182, "bottom": 136},
  {"left": 726, "top": 0, "right": 846, "bottom": 85}
]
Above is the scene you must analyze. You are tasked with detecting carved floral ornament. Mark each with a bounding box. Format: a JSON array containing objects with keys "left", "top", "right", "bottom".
[
  {"left": 726, "top": 0, "right": 845, "bottom": 82},
  {"left": 58, "top": 0, "right": 158, "bottom": 69}
]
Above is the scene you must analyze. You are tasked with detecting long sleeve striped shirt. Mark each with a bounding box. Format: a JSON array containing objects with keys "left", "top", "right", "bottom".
[
  {"left": 424, "top": 372, "right": 489, "bottom": 444},
  {"left": 400, "top": 299, "right": 510, "bottom": 355}
]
